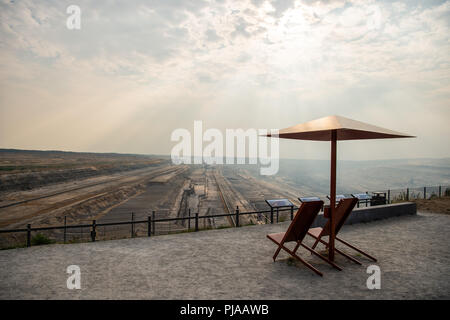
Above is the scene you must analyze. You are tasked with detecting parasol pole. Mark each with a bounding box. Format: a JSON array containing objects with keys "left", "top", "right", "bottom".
[{"left": 329, "top": 129, "right": 337, "bottom": 261}]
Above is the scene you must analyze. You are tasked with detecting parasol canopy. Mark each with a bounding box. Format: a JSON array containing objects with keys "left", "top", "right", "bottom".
[{"left": 267, "top": 115, "right": 415, "bottom": 141}]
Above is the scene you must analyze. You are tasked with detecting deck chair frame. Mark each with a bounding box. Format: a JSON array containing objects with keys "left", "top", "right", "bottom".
[
  {"left": 307, "top": 198, "right": 377, "bottom": 264},
  {"left": 266, "top": 200, "right": 342, "bottom": 277}
]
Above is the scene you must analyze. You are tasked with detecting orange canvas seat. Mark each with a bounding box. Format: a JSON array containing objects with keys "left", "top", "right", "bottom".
[
  {"left": 266, "top": 200, "right": 342, "bottom": 277},
  {"left": 307, "top": 227, "right": 322, "bottom": 238},
  {"left": 267, "top": 232, "right": 284, "bottom": 244}
]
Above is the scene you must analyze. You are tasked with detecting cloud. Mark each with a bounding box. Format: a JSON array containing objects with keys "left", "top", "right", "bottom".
[
  {"left": 0, "top": 0, "right": 449, "bottom": 159},
  {"left": 268, "top": 0, "right": 296, "bottom": 18},
  {"left": 205, "top": 28, "right": 222, "bottom": 42}
]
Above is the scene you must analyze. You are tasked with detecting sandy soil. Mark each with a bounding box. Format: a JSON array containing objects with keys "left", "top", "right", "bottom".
[{"left": 0, "top": 212, "right": 448, "bottom": 299}]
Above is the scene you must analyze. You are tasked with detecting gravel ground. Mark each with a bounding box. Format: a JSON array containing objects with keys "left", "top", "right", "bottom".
[{"left": 0, "top": 212, "right": 449, "bottom": 299}]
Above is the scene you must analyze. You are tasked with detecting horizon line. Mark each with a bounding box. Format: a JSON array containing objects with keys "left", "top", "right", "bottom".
[{"left": 1, "top": 148, "right": 449, "bottom": 162}]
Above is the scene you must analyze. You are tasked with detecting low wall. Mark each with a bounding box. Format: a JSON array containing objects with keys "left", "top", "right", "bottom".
[{"left": 311, "top": 202, "right": 417, "bottom": 228}]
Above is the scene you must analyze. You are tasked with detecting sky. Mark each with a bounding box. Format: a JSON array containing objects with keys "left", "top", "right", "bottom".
[{"left": 0, "top": 0, "right": 449, "bottom": 160}]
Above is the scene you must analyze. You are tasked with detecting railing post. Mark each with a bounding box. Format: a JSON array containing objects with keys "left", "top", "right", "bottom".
[
  {"left": 388, "top": 190, "right": 391, "bottom": 204},
  {"left": 131, "top": 212, "right": 135, "bottom": 238},
  {"left": 406, "top": 188, "right": 409, "bottom": 201},
  {"left": 63, "top": 216, "right": 67, "bottom": 244},
  {"left": 188, "top": 208, "right": 191, "bottom": 230},
  {"left": 270, "top": 207, "right": 274, "bottom": 224},
  {"left": 276, "top": 207, "right": 279, "bottom": 223},
  {"left": 27, "top": 224, "right": 31, "bottom": 247},
  {"left": 152, "top": 211, "right": 156, "bottom": 235},
  {"left": 195, "top": 213, "right": 199, "bottom": 232},
  {"left": 147, "top": 216, "right": 151, "bottom": 237},
  {"left": 439, "top": 186, "right": 442, "bottom": 198},
  {"left": 91, "top": 220, "right": 96, "bottom": 242},
  {"left": 290, "top": 206, "right": 294, "bottom": 221},
  {"left": 424, "top": 187, "right": 426, "bottom": 199},
  {"left": 235, "top": 206, "right": 239, "bottom": 227}
]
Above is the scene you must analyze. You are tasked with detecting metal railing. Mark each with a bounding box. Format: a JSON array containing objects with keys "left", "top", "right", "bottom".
[
  {"left": 0, "top": 184, "right": 448, "bottom": 249},
  {"left": 0, "top": 206, "right": 295, "bottom": 248}
]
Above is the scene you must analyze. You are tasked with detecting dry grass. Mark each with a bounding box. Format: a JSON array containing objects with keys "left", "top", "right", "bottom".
[{"left": 413, "top": 196, "right": 450, "bottom": 215}]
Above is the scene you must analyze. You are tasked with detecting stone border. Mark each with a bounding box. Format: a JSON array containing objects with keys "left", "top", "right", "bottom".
[{"left": 311, "top": 202, "right": 417, "bottom": 227}]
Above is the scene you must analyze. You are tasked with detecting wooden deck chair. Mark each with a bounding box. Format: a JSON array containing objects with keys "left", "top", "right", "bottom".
[
  {"left": 266, "top": 200, "right": 342, "bottom": 277},
  {"left": 307, "top": 198, "right": 377, "bottom": 264}
]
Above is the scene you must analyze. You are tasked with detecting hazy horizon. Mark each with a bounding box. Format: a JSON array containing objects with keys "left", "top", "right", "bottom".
[
  {"left": 2, "top": 147, "right": 450, "bottom": 163},
  {"left": 1, "top": 1, "right": 449, "bottom": 161}
]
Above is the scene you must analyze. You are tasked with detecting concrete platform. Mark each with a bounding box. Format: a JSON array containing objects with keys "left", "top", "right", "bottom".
[{"left": 0, "top": 211, "right": 449, "bottom": 299}]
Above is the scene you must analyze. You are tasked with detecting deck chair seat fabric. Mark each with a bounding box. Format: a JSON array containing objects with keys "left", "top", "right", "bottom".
[
  {"left": 267, "top": 232, "right": 284, "bottom": 244},
  {"left": 267, "top": 200, "right": 321, "bottom": 244},
  {"left": 307, "top": 227, "right": 322, "bottom": 238},
  {"left": 305, "top": 199, "right": 356, "bottom": 244},
  {"left": 318, "top": 197, "right": 358, "bottom": 237}
]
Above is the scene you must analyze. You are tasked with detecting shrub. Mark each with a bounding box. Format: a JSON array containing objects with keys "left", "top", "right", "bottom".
[{"left": 31, "top": 233, "right": 54, "bottom": 246}]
